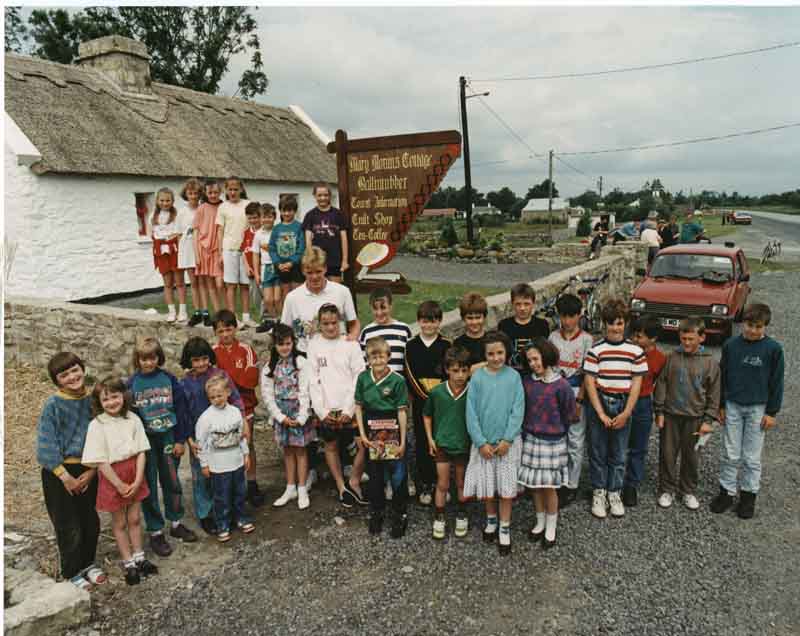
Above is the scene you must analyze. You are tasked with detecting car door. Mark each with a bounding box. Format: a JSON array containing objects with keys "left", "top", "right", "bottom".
[{"left": 733, "top": 251, "right": 751, "bottom": 317}]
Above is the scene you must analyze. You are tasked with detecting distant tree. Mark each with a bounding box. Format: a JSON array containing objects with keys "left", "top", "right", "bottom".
[
  {"left": 486, "top": 187, "right": 517, "bottom": 215},
  {"left": 509, "top": 198, "right": 526, "bottom": 220},
  {"left": 526, "top": 178, "right": 558, "bottom": 200},
  {"left": 28, "top": 7, "right": 268, "bottom": 98},
  {"left": 5, "top": 7, "right": 28, "bottom": 52},
  {"left": 439, "top": 218, "right": 459, "bottom": 247},
  {"left": 674, "top": 190, "right": 688, "bottom": 205},
  {"left": 426, "top": 186, "right": 459, "bottom": 210},
  {"left": 454, "top": 186, "right": 485, "bottom": 212},
  {"left": 570, "top": 189, "right": 600, "bottom": 210}
]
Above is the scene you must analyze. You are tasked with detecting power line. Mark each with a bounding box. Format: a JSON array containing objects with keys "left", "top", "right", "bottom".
[
  {"left": 471, "top": 92, "right": 547, "bottom": 162},
  {"left": 554, "top": 154, "right": 593, "bottom": 179},
  {"left": 470, "top": 40, "right": 800, "bottom": 83},
  {"left": 558, "top": 122, "right": 800, "bottom": 156}
]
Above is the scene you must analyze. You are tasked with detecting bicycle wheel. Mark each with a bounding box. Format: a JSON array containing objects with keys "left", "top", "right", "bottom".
[
  {"left": 587, "top": 298, "right": 603, "bottom": 334},
  {"left": 761, "top": 245, "right": 770, "bottom": 265},
  {"left": 776, "top": 242, "right": 782, "bottom": 257}
]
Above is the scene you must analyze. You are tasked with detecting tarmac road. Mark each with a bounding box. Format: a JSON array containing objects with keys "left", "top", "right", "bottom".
[{"left": 727, "top": 209, "right": 800, "bottom": 260}]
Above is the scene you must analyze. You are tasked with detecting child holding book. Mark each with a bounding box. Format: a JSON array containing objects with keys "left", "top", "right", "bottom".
[
  {"left": 196, "top": 375, "right": 255, "bottom": 542},
  {"left": 405, "top": 300, "right": 451, "bottom": 505},
  {"left": 498, "top": 283, "right": 550, "bottom": 374},
  {"left": 82, "top": 376, "right": 158, "bottom": 585},
  {"left": 308, "top": 303, "right": 367, "bottom": 506},
  {"left": 37, "top": 352, "right": 105, "bottom": 589},
  {"left": 654, "top": 318, "right": 719, "bottom": 510},
  {"left": 622, "top": 315, "right": 666, "bottom": 507},
  {"left": 519, "top": 339, "right": 576, "bottom": 548},
  {"left": 463, "top": 330, "right": 525, "bottom": 555},
  {"left": 583, "top": 300, "right": 647, "bottom": 519},
  {"left": 355, "top": 336, "right": 409, "bottom": 537},
  {"left": 453, "top": 292, "right": 488, "bottom": 373},
  {"left": 548, "top": 294, "right": 594, "bottom": 507},
  {"left": 424, "top": 346, "right": 471, "bottom": 540},
  {"left": 712, "top": 303, "right": 784, "bottom": 519},
  {"left": 261, "top": 324, "right": 315, "bottom": 510}
]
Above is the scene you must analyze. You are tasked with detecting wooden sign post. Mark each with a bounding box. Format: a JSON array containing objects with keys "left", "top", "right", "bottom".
[{"left": 327, "top": 129, "right": 462, "bottom": 301}]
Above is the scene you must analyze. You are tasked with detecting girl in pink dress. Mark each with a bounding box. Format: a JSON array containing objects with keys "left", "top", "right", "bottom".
[{"left": 193, "top": 180, "right": 225, "bottom": 324}]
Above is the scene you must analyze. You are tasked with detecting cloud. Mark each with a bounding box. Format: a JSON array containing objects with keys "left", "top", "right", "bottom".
[{"left": 221, "top": 6, "right": 800, "bottom": 198}]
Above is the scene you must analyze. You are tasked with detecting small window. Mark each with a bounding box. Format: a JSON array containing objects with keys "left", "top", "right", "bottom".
[{"left": 135, "top": 192, "right": 153, "bottom": 237}]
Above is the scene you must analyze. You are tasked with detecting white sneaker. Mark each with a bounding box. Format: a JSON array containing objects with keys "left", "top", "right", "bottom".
[
  {"left": 407, "top": 479, "right": 416, "bottom": 497},
  {"left": 273, "top": 487, "right": 298, "bottom": 507},
  {"left": 240, "top": 316, "right": 258, "bottom": 328},
  {"left": 454, "top": 516, "right": 469, "bottom": 538},
  {"left": 297, "top": 489, "right": 310, "bottom": 510},
  {"left": 166, "top": 307, "right": 177, "bottom": 322},
  {"left": 385, "top": 482, "right": 393, "bottom": 501},
  {"left": 658, "top": 492, "right": 674, "bottom": 508},
  {"left": 432, "top": 518, "right": 446, "bottom": 540},
  {"left": 305, "top": 469, "right": 317, "bottom": 492},
  {"left": 591, "top": 489, "right": 608, "bottom": 519},
  {"left": 608, "top": 491, "right": 625, "bottom": 517},
  {"left": 683, "top": 494, "right": 700, "bottom": 510},
  {"left": 177, "top": 307, "right": 188, "bottom": 322}
]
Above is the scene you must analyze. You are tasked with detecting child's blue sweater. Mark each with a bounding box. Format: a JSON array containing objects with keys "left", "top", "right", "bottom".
[
  {"left": 36, "top": 391, "right": 93, "bottom": 475},
  {"left": 268, "top": 220, "right": 305, "bottom": 266},
  {"left": 128, "top": 369, "right": 190, "bottom": 441},
  {"left": 466, "top": 366, "right": 524, "bottom": 447},
  {"left": 720, "top": 335, "right": 784, "bottom": 416}
]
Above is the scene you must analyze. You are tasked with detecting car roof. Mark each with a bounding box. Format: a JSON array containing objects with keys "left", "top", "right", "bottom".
[{"left": 657, "top": 244, "right": 740, "bottom": 258}]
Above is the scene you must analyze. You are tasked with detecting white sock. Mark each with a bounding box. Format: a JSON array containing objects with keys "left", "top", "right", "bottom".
[
  {"left": 171, "top": 520, "right": 181, "bottom": 529},
  {"left": 532, "top": 512, "right": 545, "bottom": 533},
  {"left": 285, "top": 483, "right": 298, "bottom": 495},
  {"left": 132, "top": 551, "right": 145, "bottom": 563},
  {"left": 179, "top": 303, "right": 187, "bottom": 312},
  {"left": 152, "top": 530, "right": 163, "bottom": 537},
  {"left": 545, "top": 513, "right": 558, "bottom": 542},
  {"left": 297, "top": 485, "right": 308, "bottom": 496},
  {"left": 243, "top": 312, "right": 251, "bottom": 322},
  {"left": 123, "top": 558, "right": 136, "bottom": 568},
  {"left": 485, "top": 515, "right": 498, "bottom": 532},
  {"left": 498, "top": 522, "right": 511, "bottom": 546}
]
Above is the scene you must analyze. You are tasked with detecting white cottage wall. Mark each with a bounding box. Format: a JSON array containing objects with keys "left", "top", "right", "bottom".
[{"left": 3, "top": 154, "right": 338, "bottom": 301}]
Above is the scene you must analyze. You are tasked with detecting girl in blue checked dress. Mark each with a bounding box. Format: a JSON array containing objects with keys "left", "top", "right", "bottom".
[
  {"left": 261, "top": 324, "right": 315, "bottom": 510},
  {"left": 519, "top": 339, "right": 576, "bottom": 549}
]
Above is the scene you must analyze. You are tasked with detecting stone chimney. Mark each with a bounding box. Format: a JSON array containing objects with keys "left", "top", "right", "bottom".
[{"left": 76, "top": 35, "right": 152, "bottom": 95}]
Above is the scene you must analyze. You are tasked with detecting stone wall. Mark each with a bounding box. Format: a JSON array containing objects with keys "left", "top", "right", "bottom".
[{"left": 4, "top": 243, "right": 647, "bottom": 375}]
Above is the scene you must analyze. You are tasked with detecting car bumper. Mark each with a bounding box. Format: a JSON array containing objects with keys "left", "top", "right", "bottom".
[{"left": 630, "top": 311, "right": 732, "bottom": 334}]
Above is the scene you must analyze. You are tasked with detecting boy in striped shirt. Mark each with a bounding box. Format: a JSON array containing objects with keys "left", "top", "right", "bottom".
[
  {"left": 358, "top": 288, "right": 412, "bottom": 374},
  {"left": 583, "top": 299, "right": 647, "bottom": 519}
]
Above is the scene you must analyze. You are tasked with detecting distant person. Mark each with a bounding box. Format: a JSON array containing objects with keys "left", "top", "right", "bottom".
[
  {"left": 151, "top": 187, "right": 187, "bottom": 322},
  {"left": 177, "top": 178, "right": 203, "bottom": 326},
  {"left": 302, "top": 183, "right": 350, "bottom": 284},
  {"left": 711, "top": 303, "right": 784, "bottom": 519},
  {"left": 659, "top": 214, "right": 680, "bottom": 248},
  {"left": 610, "top": 221, "right": 638, "bottom": 245},
  {"left": 680, "top": 211, "right": 706, "bottom": 243},
  {"left": 216, "top": 176, "right": 255, "bottom": 325},
  {"left": 193, "top": 179, "right": 225, "bottom": 323},
  {"left": 269, "top": 194, "right": 306, "bottom": 301},
  {"left": 640, "top": 220, "right": 662, "bottom": 265},
  {"left": 589, "top": 216, "right": 609, "bottom": 259}
]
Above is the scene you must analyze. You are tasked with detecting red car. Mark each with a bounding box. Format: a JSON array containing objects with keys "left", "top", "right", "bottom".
[
  {"left": 731, "top": 211, "right": 752, "bottom": 225},
  {"left": 630, "top": 243, "right": 751, "bottom": 340}
]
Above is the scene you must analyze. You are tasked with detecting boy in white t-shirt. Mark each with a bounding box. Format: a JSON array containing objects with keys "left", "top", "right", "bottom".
[
  {"left": 307, "top": 303, "right": 367, "bottom": 507},
  {"left": 640, "top": 219, "right": 662, "bottom": 265}
]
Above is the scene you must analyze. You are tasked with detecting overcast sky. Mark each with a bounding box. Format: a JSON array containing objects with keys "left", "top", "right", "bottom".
[{"left": 216, "top": 5, "right": 800, "bottom": 199}]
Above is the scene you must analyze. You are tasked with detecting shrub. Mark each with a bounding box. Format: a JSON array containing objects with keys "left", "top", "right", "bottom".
[
  {"left": 576, "top": 210, "right": 592, "bottom": 237},
  {"left": 440, "top": 218, "right": 459, "bottom": 247}
]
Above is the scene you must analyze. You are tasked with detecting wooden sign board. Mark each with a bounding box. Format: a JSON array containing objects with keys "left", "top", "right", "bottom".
[{"left": 327, "top": 129, "right": 461, "bottom": 294}]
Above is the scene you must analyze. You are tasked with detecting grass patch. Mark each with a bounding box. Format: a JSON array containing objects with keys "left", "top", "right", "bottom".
[
  {"left": 746, "top": 258, "right": 800, "bottom": 274},
  {"left": 736, "top": 205, "right": 800, "bottom": 215},
  {"left": 357, "top": 280, "right": 506, "bottom": 325},
  {"left": 694, "top": 213, "right": 735, "bottom": 240},
  {"left": 116, "top": 280, "right": 508, "bottom": 326}
]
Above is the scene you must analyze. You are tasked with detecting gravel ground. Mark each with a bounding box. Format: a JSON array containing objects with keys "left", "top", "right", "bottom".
[{"left": 60, "top": 270, "right": 798, "bottom": 636}]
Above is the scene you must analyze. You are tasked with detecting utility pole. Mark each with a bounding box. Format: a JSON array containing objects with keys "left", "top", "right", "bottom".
[
  {"left": 459, "top": 76, "right": 474, "bottom": 244},
  {"left": 548, "top": 149, "right": 554, "bottom": 240},
  {"left": 597, "top": 175, "right": 603, "bottom": 199}
]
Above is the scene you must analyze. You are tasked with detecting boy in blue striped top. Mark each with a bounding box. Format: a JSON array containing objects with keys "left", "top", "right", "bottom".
[{"left": 36, "top": 352, "right": 105, "bottom": 589}]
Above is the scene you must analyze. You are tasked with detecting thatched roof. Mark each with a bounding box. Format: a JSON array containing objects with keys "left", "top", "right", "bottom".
[{"left": 4, "top": 52, "right": 336, "bottom": 183}]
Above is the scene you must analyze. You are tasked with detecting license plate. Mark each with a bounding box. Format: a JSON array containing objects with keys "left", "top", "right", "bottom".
[{"left": 662, "top": 318, "right": 680, "bottom": 328}]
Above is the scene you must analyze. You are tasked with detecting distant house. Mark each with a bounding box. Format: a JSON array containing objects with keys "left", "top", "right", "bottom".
[
  {"left": 4, "top": 36, "right": 337, "bottom": 301},
  {"left": 522, "top": 197, "right": 568, "bottom": 223},
  {"left": 628, "top": 199, "right": 641, "bottom": 208},
  {"left": 473, "top": 205, "right": 502, "bottom": 217},
  {"left": 421, "top": 208, "right": 456, "bottom": 219}
]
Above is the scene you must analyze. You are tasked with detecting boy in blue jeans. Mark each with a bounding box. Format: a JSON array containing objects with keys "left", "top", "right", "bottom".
[
  {"left": 583, "top": 300, "right": 647, "bottom": 519},
  {"left": 711, "top": 303, "right": 784, "bottom": 519}
]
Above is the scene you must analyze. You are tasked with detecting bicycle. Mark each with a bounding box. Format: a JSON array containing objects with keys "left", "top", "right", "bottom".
[
  {"left": 571, "top": 272, "right": 609, "bottom": 334},
  {"left": 760, "top": 238, "right": 782, "bottom": 265},
  {"left": 537, "top": 280, "right": 573, "bottom": 332}
]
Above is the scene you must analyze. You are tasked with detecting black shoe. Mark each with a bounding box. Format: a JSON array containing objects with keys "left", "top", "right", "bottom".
[
  {"left": 247, "top": 482, "right": 266, "bottom": 508},
  {"left": 558, "top": 487, "right": 578, "bottom": 508},
  {"left": 256, "top": 319, "right": 275, "bottom": 334},
  {"left": 543, "top": 535, "right": 557, "bottom": 550},
  {"left": 710, "top": 487, "right": 736, "bottom": 514},
  {"left": 340, "top": 487, "right": 356, "bottom": 508},
  {"left": 203, "top": 312, "right": 213, "bottom": 327},
  {"left": 622, "top": 485, "right": 638, "bottom": 508},
  {"left": 390, "top": 512, "right": 408, "bottom": 539},
  {"left": 187, "top": 311, "right": 204, "bottom": 327},
  {"left": 149, "top": 533, "right": 172, "bottom": 557},
  {"left": 529, "top": 525, "right": 545, "bottom": 543},
  {"left": 368, "top": 514, "right": 384, "bottom": 535},
  {"left": 169, "top": 523, "right": 198, "bottom": 543},
  {"left": 136, "top": 559, "right": 159, "bottom": 577},
  {"left": 200, "top": 516, "right": 218, "bottom": 536},
  {"left": 498, "top": 535, "right": 512, "bottom": 556},
  {"left": 737, "top": 491, "right": 757, "bottom": 519},
  {"left": 124, "top": 564, "right": 140, "bottom": 586},
  {"left": 483, "top": 525, "right": 498, "bottom": 543},
  {"left": 346, "top": 484, "right": 368, "bottom": 506}
]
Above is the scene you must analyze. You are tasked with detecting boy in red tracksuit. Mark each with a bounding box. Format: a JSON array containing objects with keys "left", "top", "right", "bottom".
[{"left": 213, "top": 309, "right": 264, "bottom": 507}]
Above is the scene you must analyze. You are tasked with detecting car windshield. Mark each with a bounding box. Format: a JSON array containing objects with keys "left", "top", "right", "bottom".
[{"left": 650, "top": 253, "right": 733, "bottom": 279}]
